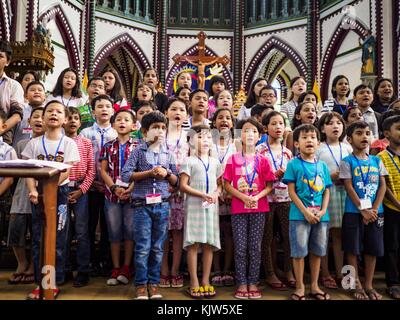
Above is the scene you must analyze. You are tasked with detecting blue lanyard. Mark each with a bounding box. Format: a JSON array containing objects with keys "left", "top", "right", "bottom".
[
  {"left": 189, "top": 117, "right": 192, "bottom": 127},
  {"left": 266, "top": 140, "right": 283, "bottom": 171},
  {"left": 326, "top": 143, "right": 342, "bottom": 168},
  {"left": 299, "top": 156, "right": 319, "bottom": 201},
  {"left": 216, "top": 139, "right": 231, "bottom": 164},
  {"left": 61, "top": 96, "right": 73, "bottom": 107},
  {"left": 42, "top": 135, "right": 64, "bottom": 161},
  {"left": 151, "top": 151, "right": 161, "bottom": 194},
  {"left": 119, "top": 143, "right": 127, "bottom": 171},
  {"left": 197, "top": 156, "right": 210, "bottom": 194},
  {"left": 387, "top": 150, "right": 400, "bottom": 174},
  {"left": 242, "top": 153, "right": 259, "bottom": 193},
  {"left": 98, "top": 127, "right": 108, "bottom": 149},
  {"left": 166, "top": 130, "right": 182, "bottom": 155},
  {"left": 353, "top": 154, "right": 371, "bottom": 189},
  {"left": 0, "top": 78, "right": 6, "bottom": 86}
]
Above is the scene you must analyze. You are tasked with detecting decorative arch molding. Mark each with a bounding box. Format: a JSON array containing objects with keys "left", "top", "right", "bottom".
[
  {"left": 165, "top": 44, "right": 233, "bottom": 95},
  {"left": 93, "top": 33, "right": 151, "bottom": 77},
  {"left": 320, "top": 17, "right": 369, "bottom": 100},
  {"left": 243, "top": 36, "right": 307, "bottom": 90},
  {"left": 0, "top": 0, "right": 10, "bottom": 41},
  {"left": 39, "top": 4, "right": 80, "bottom": 70}
]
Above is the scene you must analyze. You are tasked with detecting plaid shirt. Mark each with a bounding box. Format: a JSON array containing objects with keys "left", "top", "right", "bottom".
[
  {"left": 100, "top": 137, "right": 136, "bottom": 202},
  {"left": 121, "top": 142, "right": 178, "bottom": 200},
  {"left": 0, "top": 136, "right": 18, "bottom": 184}
]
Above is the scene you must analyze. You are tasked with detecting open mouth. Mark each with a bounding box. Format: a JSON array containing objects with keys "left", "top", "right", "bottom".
[
  {"left": 332, "top": 129, "right": 339, "bottom": 135},
  {"left": 361, "top": 140, "right": 369, "bottom": 144},
  {"left": 34, "top": 123, "right": 42, "bottom": 129},
  {"left": 174, "top": 116, "right": 181, "bottom": 121},
  {"left": 306, "top": 144, "right": 314, "bottom": 148}
]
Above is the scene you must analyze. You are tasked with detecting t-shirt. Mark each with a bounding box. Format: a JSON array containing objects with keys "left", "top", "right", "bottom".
[
  {"left": 223, "top": 152, "right": 275, "bottom": 214},
  {"left": 12, "top": 102, "right": 34, "bottom": 148},
  {"left": 76, "top": 103, "right": 95, "bottom": 130},
  {"left": 283, "top": 157, "right": 332, "bottom": 221},
  {"left": 22, "top": 134, "right": 80, "bottom": 185},
  {"left": 339, "top": 154, "right": 388, "bottom": 214},
  {"left": 316, "top": 142, "right": 353, "bottom": 174},
  {"left": 377, "top": 149, "right": 400, "bottom": 212},
  {"left": 46, "top": 94, "right": 87, "bottom": 108},
  {"left": 0, "top": 137, "right": 18, "bottom": 185},
  {"left": 257, "top": 143, "right": 292, "bottom": 203}
]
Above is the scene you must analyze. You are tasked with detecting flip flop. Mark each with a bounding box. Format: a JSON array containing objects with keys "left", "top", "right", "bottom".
[
  {"left": 186, "top": 287, "right": 203, "bottom": 299},
  {"left": 234, "top": 289, "right": 249, "bottom": 299},
  {"left": 267, "top": 281, "right": 288, "bottom": 291},
  {"left": 290, "top": 293, "right": 306, "bottom": 301},
  {"left": 309, "top": 291, "right": 331, "bottom": 300},
  {"left": 320, "top": 276, "right": 338, "bottom": 289},
  {"left": 8, "top": 273, "right": 24, "bottom": 285},
  {"left": 21, "top": 273, "right": 35, "bottom": 284}
]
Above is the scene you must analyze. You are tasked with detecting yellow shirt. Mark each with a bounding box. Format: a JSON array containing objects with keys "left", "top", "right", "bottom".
[{"left": 378, "top": 149, "right": 400, "bottom": 212}]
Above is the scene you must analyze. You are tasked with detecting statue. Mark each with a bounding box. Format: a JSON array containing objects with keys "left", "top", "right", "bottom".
[
  {"left": 360, "top": 31, "right": 376, "bottom": 76},
  {"left": 33, "top": 19, "right": 52, "bottom": 49}
]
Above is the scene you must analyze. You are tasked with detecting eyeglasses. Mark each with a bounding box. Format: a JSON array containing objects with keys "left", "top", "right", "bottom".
[
  {"left": 89, "top": 83, "right": 105, "bottom": 90},
  {"left": 261, "top": 94, "right": 276, "bottom": 99}
]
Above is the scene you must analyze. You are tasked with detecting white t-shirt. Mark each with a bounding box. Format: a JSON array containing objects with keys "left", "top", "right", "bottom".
[
  {"left": 22, "top": 134, "right": 80, "bottom": 185},
  {"left": 46, "top": 94, "right": 87, "bottom": 108},
  {"left": 316, "top": 142, "right": 353, "bottom": 173}
]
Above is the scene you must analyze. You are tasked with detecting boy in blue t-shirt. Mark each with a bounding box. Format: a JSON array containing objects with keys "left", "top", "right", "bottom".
[
  {"left": 283, "top": 124, "right": 332, "bottom": 301},
  {"left": 339, "top": 121, "right": 387, "bottom": 300}
]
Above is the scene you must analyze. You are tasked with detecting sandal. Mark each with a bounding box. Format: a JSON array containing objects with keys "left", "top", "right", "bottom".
[
  {"left": 309, "top": 291, "right": 330, "bottom": 300},
  {"left": 320, "top": 276, "right": 338, "bottom": 289},
  {"left": 286, "top": 279, "right": 296, "bottom": 288},
  {"left": 352, "top": 288, "right": 369, "bottom": 300},
  {"left": 291, "top": 293, "right": 306, "bottom": 301},
  {"left": 21, "top": 273, "right": 35, "bottom": 284},
  {"left": 186, "top": 286, "right": 204, "bottom": 299},
  {"left": 234, "top": 289, "right": 248, "bottom": 299},
  {"left": 27, "top": 287, "right": 60, "bottom": 300},
  {"left": 222, "top": 272, "right": 235, "bottom": 287},
  {"left": 8, "top": 272, "right": 25, "bottom": 285},
  {"left": 267, "top": 281, "right": 288, "bottom": 291},
  {"left": 365, "top": 288, "right": 382, "bottom": 300},
  {"left": 248, "top": 289, "right": 262, "bottom": 299},
  {"left": 159, "top": 274, "right": 171, "bottom": 288},
  {"left": 387, "top": 286, "right": 400, "bottom": 300},
  {"left": 171, "top": 274, "right": 184, "bottom": 288},
  {"left": 203, "top": 285, "right": 216, "bottom": 298},
  {"left": 211, "top": 272, "right": 224, "bottom": 287}
]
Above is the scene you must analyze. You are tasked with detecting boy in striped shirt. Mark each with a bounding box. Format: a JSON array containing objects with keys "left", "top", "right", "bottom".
[{"left": 65, "top": 107, "right": 95, "bottom": 287}]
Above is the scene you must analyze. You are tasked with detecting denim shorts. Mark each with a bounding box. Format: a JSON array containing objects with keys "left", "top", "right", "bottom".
[
  {"left": 7, "top": 214, "right": 31, "bottom": 247},
  {"left": 289, "top": 220, "right": 329, "bottom": 258},
  {"left": 104, "top": 199, "right": 134, "bottom": 242}
]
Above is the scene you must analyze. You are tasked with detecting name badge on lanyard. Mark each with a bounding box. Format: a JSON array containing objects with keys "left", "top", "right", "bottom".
[
  {"left": 146, "top": 151, "right": 162, "bottom": 204},
  {"left": 243, "top": 154, "right": 259, "bottom": 209},
  {"left": 353, "top": 154, "right": 372, "bottom": 210}
]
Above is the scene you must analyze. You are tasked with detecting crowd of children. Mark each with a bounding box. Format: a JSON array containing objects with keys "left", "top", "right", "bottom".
[{"left": 1, "top": 40, "right": 400, "bottom": 301}]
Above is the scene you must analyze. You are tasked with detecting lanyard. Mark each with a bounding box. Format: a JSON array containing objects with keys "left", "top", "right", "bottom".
[
  {"left": 299, "top": 156, "right": 319, "bottom": 203},
  {"left": 97, "top": 127, "right": 109, "bottom": 149},
  {"left": 0, "top": 78, "right": 6, "bottom": 86},
  {"left": 152, "top": 151, "right": 161, "bottom": 194},
  {"left": 61, "top": 96, "right": 73, "bottom": 107},
  {"left": 387, "top": 150, "right": 400, "bottom": 174},
  {"left": 197, "top": 156, "right": 210, "bottom": 194},
  {"left": 326, "top": 143, "right": 342, "bottom": 168},
  {"left": 42, "top": 135, "right": 64, "bottom": 161},
  {"left": 266, "top": 140, "right": 283, "bottom": 171},
  {"left": 353, "top": 154, "right": 371, "bottom": 190},
  {"left": 216, "top": 138, "right": 231, "bottom": 164},
  {"left": 242, "top": 153, "right": 259, "bottom": 193},
  {"left": 119, "top": 143, "right": 127, "bottom": 171},
  {"left": 166, "top": 130, "right": 182, "bottom": 155}
]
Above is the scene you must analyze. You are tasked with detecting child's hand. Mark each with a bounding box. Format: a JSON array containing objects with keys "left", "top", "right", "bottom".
[
  {"left": 362, "top": 217, "right": 370, "bottom": 225},
  {"left": 152, "top": 166, "right": 167, "bottom": 179},
  {"left": 316, "top": 209, "right": 326, "bottom": 219},
  {"left": 304, "top": 210, "right": 319, "bottom": 224},
  {"left": 202, "top": 194, "right": 215, "bottom": 204},
  {"left": 119, "top": 190, "right": 131, "bottom": 201},
  {"left": 275, "top": 168, "right": 285, "bottom": 179},
  {"left": 370, "top": 209, "right": 378, "bottom": 221},
  {"left": 331, "top": 171, "right": 340, "bottom": 181},
  {"left": 68, "top": 189, "right": 83, "bottom": 204},
  {"left": 29, "top": 191, "right": 39, "bottom": 205},
  {"left": 114, "top": 187, "right": 125, "bottom": 198},
  {"left": 361, "top": 209, "right": 375, "bottom": 222},
  {"left": 241, "top": 195, "right": 255, "bottom": 208}
]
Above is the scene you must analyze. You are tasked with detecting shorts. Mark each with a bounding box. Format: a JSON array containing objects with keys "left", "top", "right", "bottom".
[
  {"left": 289, "top": 220, "right": 329, "bottom": 258},
  {"left": 104, "top": 199, "right": 134, "bottom": 242},
  {"left": 7, "top": 214, "right": 32, "bottom": 247},
  {"left": 342, "top": 213, "right": 384, "bottom": 257}
]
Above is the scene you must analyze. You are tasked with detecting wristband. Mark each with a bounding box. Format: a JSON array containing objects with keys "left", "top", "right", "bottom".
[{"left": 110, "top": 184, "right": 118, "bottom": 194}]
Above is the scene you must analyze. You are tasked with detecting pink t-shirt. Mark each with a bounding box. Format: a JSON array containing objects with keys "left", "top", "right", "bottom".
[{"left": 223, "top": 152, "right": 276, "bottom": 214}]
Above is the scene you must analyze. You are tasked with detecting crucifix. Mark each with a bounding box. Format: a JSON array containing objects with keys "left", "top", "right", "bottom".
[{"left": 172, "top": 31, "right": 230, "bottom": 90}]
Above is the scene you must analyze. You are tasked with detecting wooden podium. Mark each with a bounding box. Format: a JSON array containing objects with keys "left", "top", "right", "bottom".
[{"left": 0, "top": 167, "right": 61, "bottom": 300}]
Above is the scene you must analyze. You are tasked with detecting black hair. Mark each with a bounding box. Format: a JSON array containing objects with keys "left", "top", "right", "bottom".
[
  {"left": 244, "top": 77, "right": 267, "bottom": 108},
  {"left": 143, "top": 68, "right": 159, "bottom": 81},
  {"left": 0, "top": 109, "right": 7, "bottom": 122},
  {"left": 298, "top": 90, "right": 319, "bottom": 104},
  {"left": 353, "top": 84, "right": 372, "bottom": 97},
  {"left": 214, "top": 89, "right": 233, "bottom": 106},
  {"left": 165, "top": 97, "right": 188, "bottom": 113},
  {"left": 52, "top": 67, "right": 82, "bottom": 98},
  {"left": 346, "top": 121, "right": 370, "bottom": 137},
  {"left": 289, "top": 76, "right": 306, "bottom": 101},
  {"left": 25, "top": 80, "right": 45, "bottom": 93},
  {"left": 379, "top": 110, "right": 400, "bottom": 137},
  {"left": 141, "top": 111, "right": 167, "bottom": 131},
  {"left": 67, "top": 106, "right": 82, "bottom": 122},
  {"left": 191, "top": 124, "right": 211, "bottom": 134},
  {"left": 262, "top": 111, "right": 286, "bottom": 127},
  {"left": 189, "top": 89, "right": 209, "bottom": 101},
  {"left": 17, "top": 71, "right": 40, "bottom": 85},
  {"left": 87, "top": 76, "right": 105, "bottom": 88},
  {"left": 100, "top": 69, "right": 126, "bottom": 103},
  {"left": 250, "top": 103, "right": 273, "bottom": 118},
  {"left": 211, "top": 107, "right": 235, "bottom": 134},
  {"left": 236, "top": 118, "right": 264, "bottom": 135},
  {"left": 43, "top": 100, "right": 69, "bottom": 117},
  {"left": 208, "top": 76, "right": 227, "bottom": 97},
  {"left": 373, "top": 78, "right": 395, "bottom": 104},
  {"left": 291, "top": 101, "right": 318, "bottom": 130},
  {"left": 91, "top": 94, "right": 114, "bottom": 110},
  {"left": 29, "top": 106, "right": 44, "bottom": 118},
  {"left": 293, "top": 124, "right": 320, "bottom": 142},
  {"left": 175, "top": 86, "right": 192, "bottom": 98},
  {"left": 382, "top": 115, "right": 400, "bottom": 132},
  {"left": 0, "top": 41, "right": 12, "bottom": 61},
  {"left": 389, "top": 98, "right": 400, "bottom": 110},
  {"left": 134, "top": 100, "right": 156, "bottom": 113},
  {"left": 113, "top": 109, "right": 135, "bottom": 123},
  {"left": 317, "top": 112, "right": 346, "bottom": 142},
  {"left": 342, "top": 106, "right": 362, "bottom": 122},
  {"left": 331, "top": 75, "right": 350, "bottom": 98},
  {"left": 259, "top": 84, "right": 277, "bottom": 98},
  {"left": 134, "top": 83, "right": 154, "bottom": 103}
]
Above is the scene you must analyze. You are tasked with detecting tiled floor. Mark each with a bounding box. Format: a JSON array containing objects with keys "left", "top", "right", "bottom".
[{"left": 0, "top": 271, "right": 393, "bottom": 300}]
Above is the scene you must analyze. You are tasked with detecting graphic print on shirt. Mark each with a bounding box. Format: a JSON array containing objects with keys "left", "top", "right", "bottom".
[
  {"left": 237, "top": 162, "right": 259, "bottom": 194},
  {"left": 353, "top": 165, "right": 379, "bottom": 199},
  {"left": 301, "top": 174, "right": 325, "bottom": 193},
  {"left": 37, "top": 152, "right": 64, "bottom": 162}
]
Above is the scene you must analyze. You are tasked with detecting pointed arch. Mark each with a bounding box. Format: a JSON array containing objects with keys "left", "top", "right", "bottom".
[
  {"left": 320, "top": 18, "right": 369, "bottom": 100},
  {"left": 165, "top": 44, "right": 233, "bottom": 95},
  {"left": 39, "top": 4, "right": 80, "bottom": 70},
  {"left": 0, "top": 0, "right": 10, "bottom": 41},
  {"left": 244, "top": 36, "right": 307, "bottom": 90},
  {"left": 93, "top": 33, "right": 151, "bottom": 77}
]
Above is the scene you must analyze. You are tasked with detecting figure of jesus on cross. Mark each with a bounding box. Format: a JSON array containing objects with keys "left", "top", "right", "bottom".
[{"left": 172, "top": 31, "right": 230, "bottom": 90}]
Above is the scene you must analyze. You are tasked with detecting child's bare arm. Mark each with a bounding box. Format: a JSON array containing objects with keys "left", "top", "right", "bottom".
[
  {"left": 318, "top": 188, "right": 330, "bottom": 217},
  {"left": 0, "top": 178, "right": 13, "bottom": 196},
  {"left": 254, "top": 182, "right": 273, "bottom": 201},
  {"left": 384, "top": 176, "right": 400, "bottom": 210},
  {"left": 343, "top": 179, "right": 362, "bottom": 209},
  {"left": 58, "top": 167, "right": 71, "bottom": 185},
  {"left": 26, "top": 177, "right": 39, "bottom": 204},
  {"left": 180, "top": 173, "right": 213, "bottom": 202},
  {"left": 372, "top": 176, "right": 386, "bottom": 212}
]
